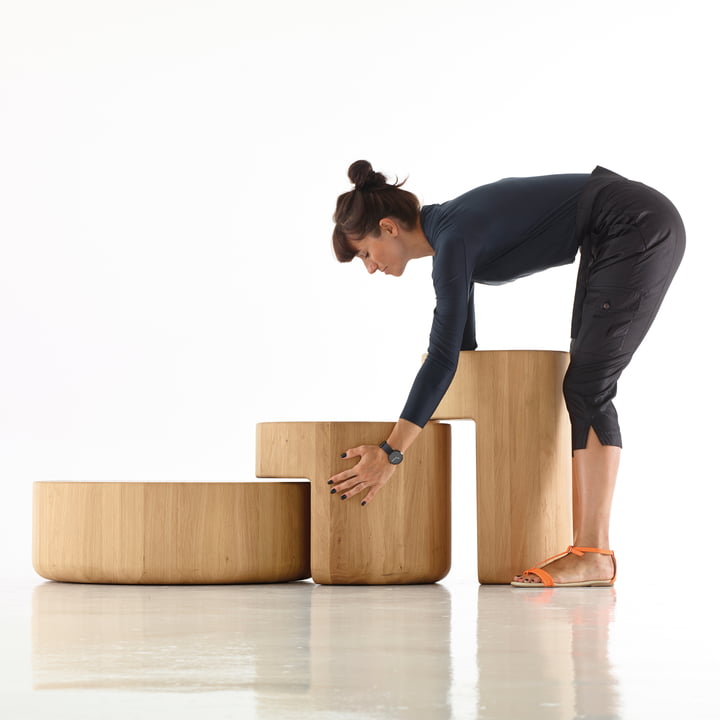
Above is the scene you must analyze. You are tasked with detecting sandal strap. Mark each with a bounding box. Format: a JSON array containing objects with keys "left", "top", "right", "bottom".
[
  {"left": 570, "top": 546, "right": 617, "bottom": 582},
  {"left": 571, "top": 546, "right": 614, "bottom": 557},
  {"left": 522, "top": 567, "right": 554, "bottom": 587},
  {"left": 536, "top": 546, "right": 575, "bottom": 568}
]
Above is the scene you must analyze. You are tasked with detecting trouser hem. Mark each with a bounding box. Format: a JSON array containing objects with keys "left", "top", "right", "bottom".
[{"left": 571, "top": 423, "right": 623, "bottom": 455}]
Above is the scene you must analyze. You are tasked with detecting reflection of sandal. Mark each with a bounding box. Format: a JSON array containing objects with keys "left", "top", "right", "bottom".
[{"left": 510, "top": 546, "right": 617, "bottom": 588}]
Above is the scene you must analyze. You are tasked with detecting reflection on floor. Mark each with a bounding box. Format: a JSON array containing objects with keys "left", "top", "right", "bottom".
[{"left": 1, "top": 578, "right": 717, "bottom": 719}]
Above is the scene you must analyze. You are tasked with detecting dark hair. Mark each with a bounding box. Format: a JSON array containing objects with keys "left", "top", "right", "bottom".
[{"left": 332, "top": 160, "right": 421, "bottom": 262}]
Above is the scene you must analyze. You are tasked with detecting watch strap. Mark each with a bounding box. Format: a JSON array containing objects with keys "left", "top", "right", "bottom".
[{"left": 379, "top": 441, "right": 395, "bottom": 456}]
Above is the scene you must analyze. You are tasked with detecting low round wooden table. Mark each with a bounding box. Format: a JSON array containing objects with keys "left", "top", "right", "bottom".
[{"left": 33, "top": 482, "right": 310, "bottom": 584}]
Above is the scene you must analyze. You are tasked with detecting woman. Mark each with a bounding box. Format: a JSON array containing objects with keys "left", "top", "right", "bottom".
[{"left": 328, "top": 160, "right": 685, "bottom": 587}]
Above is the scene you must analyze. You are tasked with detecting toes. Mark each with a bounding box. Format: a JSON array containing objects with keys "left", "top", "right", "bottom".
[{"left": 513, "top": 573, "right": 541, "bottom": 584}]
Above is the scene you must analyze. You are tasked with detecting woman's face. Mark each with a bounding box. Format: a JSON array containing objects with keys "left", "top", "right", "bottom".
[{"left": 352, "top": 220, "right": 408, "bottom": 277}]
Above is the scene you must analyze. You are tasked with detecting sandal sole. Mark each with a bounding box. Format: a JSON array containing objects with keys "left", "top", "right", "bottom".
[{"left": 510, "top": 580, "right": 615, "bottom": 588}]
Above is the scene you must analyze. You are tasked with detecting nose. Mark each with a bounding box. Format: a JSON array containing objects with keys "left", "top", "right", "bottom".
[{"left": 363, "top": 257, "right": 378, "bottom": 274}]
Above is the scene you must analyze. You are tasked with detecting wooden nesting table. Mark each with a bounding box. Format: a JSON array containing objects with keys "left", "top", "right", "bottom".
[{"left": 33, "top": 350, "right": 573, "bottom": 585}]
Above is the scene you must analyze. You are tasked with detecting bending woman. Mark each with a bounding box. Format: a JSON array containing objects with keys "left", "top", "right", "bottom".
[{"left": 328, "top": 160, "right": 685, "bottom": 587}]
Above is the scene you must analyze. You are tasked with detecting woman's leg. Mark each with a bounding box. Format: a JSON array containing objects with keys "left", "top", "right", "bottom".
[
  {"left": 513, "top": 429, "right": 619, "bottom": 583},
  {"left": 572, "top": 427, "right": 620, "bottom": 551},
  {"left": 514, "top": 179, "right": 685, "bottom": 584}
]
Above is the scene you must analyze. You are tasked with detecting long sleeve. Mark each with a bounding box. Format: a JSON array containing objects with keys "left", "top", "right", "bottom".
[{"left": 400, "top": 234, "right": 473, "bottom": 427}]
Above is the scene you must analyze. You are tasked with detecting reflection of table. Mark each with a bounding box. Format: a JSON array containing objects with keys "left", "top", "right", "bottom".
[
  {"left": 256, "top": 421, "right": 451, "bottom": 585},
  {"left": 431, "top": 351, "right": 573, "bottom": 584},
  {"left": 29, "top": 582, "right": 454, "bottom": 714},
  {"left": 31, "top": 582, "right": 314, "bottom": 692},
  {"left": 33, "top": 482, "right": 310, "bottom": 583}
]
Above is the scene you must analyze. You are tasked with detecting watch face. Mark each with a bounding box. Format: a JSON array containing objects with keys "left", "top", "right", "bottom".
[{"left": 388, "top": 450, "right": 403, "bottom": 465}]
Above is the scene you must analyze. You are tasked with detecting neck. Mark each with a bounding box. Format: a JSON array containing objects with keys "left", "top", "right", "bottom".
[{"left": 404, "top": 219, "right": 435, "bottom": 260}]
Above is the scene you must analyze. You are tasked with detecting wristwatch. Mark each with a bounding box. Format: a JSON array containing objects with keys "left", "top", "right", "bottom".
[{"left": 379, "top": 441, "right": 404, "bottom": 465}]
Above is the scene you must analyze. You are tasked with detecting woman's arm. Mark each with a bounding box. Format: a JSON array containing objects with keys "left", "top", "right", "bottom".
[
  {"left": 462, "top": 283, "right": 478, "bottom": 350},
  {"left": 327, "top": 278, "right": 469, "bottom": 506},
  {"left": 327, "top": 418, "right": 423, "bottom": 506},
  {"left": 387, "top": 417, "right": 424, "bottom": 452},
  {"left": 330, "top": 235, "right": 472, "bottom": 506}
]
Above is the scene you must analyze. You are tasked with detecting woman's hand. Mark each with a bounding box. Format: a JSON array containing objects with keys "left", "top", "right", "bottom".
[{"left": 327, "top": 445, "right": 397, "bottom": 506}]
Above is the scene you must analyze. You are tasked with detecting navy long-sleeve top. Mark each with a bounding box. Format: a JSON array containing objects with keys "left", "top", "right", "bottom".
[{"left": 400, "top": 171, "right": 592, "bottom": 427}]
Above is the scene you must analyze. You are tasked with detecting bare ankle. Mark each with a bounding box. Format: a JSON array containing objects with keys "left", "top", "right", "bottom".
[{"left": 573, "top": 536, "right": 610, "bottom": 549}]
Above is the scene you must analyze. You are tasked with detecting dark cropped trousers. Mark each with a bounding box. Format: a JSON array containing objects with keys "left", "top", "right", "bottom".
[{"left": 564, "top": 166, "right": 686, "bottom": 452}]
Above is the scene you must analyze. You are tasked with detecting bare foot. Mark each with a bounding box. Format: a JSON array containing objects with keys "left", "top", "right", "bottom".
[{"left": 513, "top": 548, "right": 615, "bottom": 585}]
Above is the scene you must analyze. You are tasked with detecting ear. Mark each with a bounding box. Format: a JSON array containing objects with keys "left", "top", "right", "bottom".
[{"left": 378, "top": 217, "right": 399, "bottom": 237}]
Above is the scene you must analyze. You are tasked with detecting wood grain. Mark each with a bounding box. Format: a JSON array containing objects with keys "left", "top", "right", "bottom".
[
  {"left": 256, "top": 421, "right": 451, "bottom": 585},
  {"left": 33, "top": 482, "right": 310, "bottom": 584},
  {"left": 431, "top": 350, "right": 573, "bottom": 584}
]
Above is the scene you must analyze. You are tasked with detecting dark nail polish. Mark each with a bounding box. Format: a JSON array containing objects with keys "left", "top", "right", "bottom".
[
  {"left": 327, "top": 480, "right": 333, "bottom": 485},
  {"left": 340, "top": 453, "right": 347, "bottom": 458},
  {"left": 341, "top": 494, "right": 347, "bottom": 500},
  {"left": 361, "top": 501, "right": 366, "bottom": 506},
  {"left": 330, "top": 488, "right": 336, "bottom": 494}
]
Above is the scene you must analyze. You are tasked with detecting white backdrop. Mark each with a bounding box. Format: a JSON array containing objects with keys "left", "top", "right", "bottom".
[{"left": 1, "top": 0, "right": 717, "bottom": 585}]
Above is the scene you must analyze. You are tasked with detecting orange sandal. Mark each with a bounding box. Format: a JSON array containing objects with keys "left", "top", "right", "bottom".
[{"left": 510, "top": 546, "right": 617, "bottom": 588}]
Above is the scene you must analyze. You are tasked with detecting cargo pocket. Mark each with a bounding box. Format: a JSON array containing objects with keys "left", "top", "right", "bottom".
[{"left": 574, "top": 285, "right": 644, "bottom": 356}]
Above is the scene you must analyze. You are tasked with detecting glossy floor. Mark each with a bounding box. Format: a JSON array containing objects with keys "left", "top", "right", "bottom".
[{"left": 1, "top": 578, "right": 717, "bottom": 719}]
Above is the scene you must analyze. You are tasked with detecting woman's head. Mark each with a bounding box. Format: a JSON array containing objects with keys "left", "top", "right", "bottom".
[{"left": 332, "top": 160, "right": 421, "bottom": 265}]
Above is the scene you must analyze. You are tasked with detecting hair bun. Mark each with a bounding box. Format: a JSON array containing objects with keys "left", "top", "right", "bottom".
[{"left": 348, "top": 159, "right": 386, "bottom": 191}]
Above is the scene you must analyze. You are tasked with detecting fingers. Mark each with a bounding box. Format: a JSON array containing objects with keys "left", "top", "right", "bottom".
[
  {"left": 360, "top": 485, "right": 379, "bottom": 506},
  {"left": 326, "top": 446, "right": 365, "bottom": 488},
  {"left": 337, "top": 479, "right": 368, "bottom": 501},
  {"left": 330, "top": 478, "right": 376, "bottom": 505},
  {"left": 328, "top": 469, "right": 359, "bottom": 487},
  {"left": 327, "top": 445, "right": 393, "bottom": 506}
]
